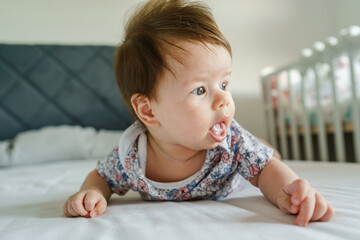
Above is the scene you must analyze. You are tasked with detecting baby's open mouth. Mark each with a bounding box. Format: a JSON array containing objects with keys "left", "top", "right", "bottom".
[{"left": 209, "top": 122, "right": 226, "bottom": 142}]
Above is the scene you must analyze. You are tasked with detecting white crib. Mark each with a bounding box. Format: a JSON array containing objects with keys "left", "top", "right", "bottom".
[{"left": 261, "top": 25, "right": 360, "bottom": 163}]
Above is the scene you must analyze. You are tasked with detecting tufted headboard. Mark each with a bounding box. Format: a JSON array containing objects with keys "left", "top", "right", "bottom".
[{"left": 0, "top": 44, "right": 132, "bottom": 141}]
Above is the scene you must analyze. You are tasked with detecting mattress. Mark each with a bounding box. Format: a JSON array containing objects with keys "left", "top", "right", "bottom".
[{"left": 0, "top": 159, "right": 359, "bottom": 240}]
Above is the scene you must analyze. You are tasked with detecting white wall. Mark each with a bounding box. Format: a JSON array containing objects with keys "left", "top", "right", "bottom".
[
  {"left": 1, "top": 0, "right": 359, "bottom": 139},
  {"left": 0, "top": 0, "right": 141, "bottom": 45}
]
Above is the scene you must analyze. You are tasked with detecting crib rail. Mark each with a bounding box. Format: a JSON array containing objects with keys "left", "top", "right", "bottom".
[{"left": 261, "top": 26, "right": 360, "bottom": 162}]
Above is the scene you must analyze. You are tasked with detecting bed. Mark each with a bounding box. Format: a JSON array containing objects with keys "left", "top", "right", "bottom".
[
  {"left": 1, "top": 43, "right": 360, "bottom": 240},
  {"left": 0, "top": 158, "right": 359, "bottom": 239}
]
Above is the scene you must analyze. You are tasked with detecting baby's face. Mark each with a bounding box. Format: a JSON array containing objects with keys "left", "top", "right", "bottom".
[{"left": 151, "top": 41, "right": 235, "bottom": 150}]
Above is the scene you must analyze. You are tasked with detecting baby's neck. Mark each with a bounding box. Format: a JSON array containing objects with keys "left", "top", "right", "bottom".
[
  {"left": 147, "top": 131, "right": 202, "bottom": 163},
  {"left": 145, "top": 132, "right": 206, "bottom": 182}
]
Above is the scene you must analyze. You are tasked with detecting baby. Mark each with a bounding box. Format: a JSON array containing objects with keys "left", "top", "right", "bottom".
[{"left": 63, "top": 0, "right": 334, "bottom": 226}]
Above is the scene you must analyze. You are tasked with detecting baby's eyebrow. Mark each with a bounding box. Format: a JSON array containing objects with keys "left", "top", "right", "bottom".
[
  {"left": 182, "top": 74, "right": 206, "bottom": 86},
  {"left": 223, "top": 71, "right": 232, "bottom": 77},
  {"left": 183, "top": 70, "right": 232, "bottom": 88}
]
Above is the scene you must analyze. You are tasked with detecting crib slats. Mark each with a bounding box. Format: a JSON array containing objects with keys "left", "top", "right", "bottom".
[
  {"left": 263, "top": 75, "right": 277, "bottom": 149},
  {"left": 341, "top": 26, "right": 360, "bottom": 163},
  {"left": 348, "top": 53, "right": 360, "bottom": 162},
  {"left": 329, "top": 57, "right": 346, "bottom": 162},
  {"left": 287, "top": 70, "right": 300, "bottom": 160},
  {"left": 261, "top": 26, "right": 360, "bottom": 163},
  {"left": 300, "top": 70, "right": 314, "bottom": 161},
  {"left": 313, "top": 67, "right": 329, "bottom": 161},
  {"left": 276, "top": 73, "right": 289, "bottom": 159}
]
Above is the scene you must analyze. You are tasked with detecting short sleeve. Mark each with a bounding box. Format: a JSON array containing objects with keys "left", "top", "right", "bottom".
[
  {"left": 96, "top": 146, "right": 130, "bottom": 196},
  {"left": 230, "top": 120, "right": 274, "bottom": 180}
]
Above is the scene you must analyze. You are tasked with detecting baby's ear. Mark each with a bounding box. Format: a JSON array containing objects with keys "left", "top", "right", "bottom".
[{"left": 131, "top": 94, "right": 159, "bottom": 127}]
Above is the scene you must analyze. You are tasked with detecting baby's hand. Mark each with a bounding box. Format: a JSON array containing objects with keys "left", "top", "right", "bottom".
[
  {"left": 63, "top": 189, "right": 107, "bottom": 218},
  {"left": 277, "top": 179, "right": 335, "bottom": 226}
]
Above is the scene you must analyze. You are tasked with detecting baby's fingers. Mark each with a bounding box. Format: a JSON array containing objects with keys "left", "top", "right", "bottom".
[
  {"left": 277, "top": 190, "right": 298, "bottom": 214},
  {"left": 312, "top": 192, "right": 335, "bottom": 222},
  {"left": 84, "top": 191, "right": 107, "bottom": 218},
  {"left": 69, "top": 194, "right": 88, "bottom": 217},
  {"left": 63, "top": 200, "right": 83, "bottom": 217},
  {"left": 296, "top": 191, "right": 316, "bottom": 226},
  {"left": 310, "top": 192, "right": 328, "bottom": 221},
  {"left": 284, "top": 179, "right": 310, "bottom": 206},
  {"left": 319, "top": 204, "right": 335, "bottom": 222},
  {"left": 89, "top": 196, "right": 107, "bottom": 218}
]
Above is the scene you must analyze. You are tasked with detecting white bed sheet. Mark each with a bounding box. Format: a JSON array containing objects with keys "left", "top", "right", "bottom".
[{"left": 0, "top": 159, "right": 359, "bottom": 240}]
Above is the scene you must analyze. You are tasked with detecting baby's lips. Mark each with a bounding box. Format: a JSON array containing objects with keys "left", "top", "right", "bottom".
[
  {"left": 212, "top": 123, "right": 224, "bottom": 135},
  {"left": 209, "top": 122, "right": 226, "bottom": 142}
]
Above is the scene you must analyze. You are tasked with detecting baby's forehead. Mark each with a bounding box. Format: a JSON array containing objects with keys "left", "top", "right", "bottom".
[
  {"left": 161, "top": 40, "right": 226, "bottom": 71},
  {"left": 163, "top": 40, "right": 216, "bottom": 59},
  {"left": 158, "top": 41, "right": 232, "bottom": 85}
]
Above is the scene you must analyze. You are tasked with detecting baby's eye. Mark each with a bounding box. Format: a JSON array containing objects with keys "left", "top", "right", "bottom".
[
  {"left": 221, "top": 82, "right": 228, "bottom": 90},
  {"left": 191, "top": 86, "right": 206, "bottom": 95}
]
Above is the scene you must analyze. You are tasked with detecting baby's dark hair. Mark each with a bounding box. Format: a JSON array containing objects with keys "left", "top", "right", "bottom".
[{"left": 115, "top": 0, "right": 231, "bottom": 118}]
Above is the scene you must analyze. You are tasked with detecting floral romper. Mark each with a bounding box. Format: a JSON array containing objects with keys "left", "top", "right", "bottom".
[{"left": 96, "top": 119, "right": 273, "bottom": 201}]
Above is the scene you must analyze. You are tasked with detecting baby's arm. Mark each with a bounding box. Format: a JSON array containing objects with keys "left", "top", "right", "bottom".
[
  {"left": 63, "top": 169, "right": 112, "bottom": 218},
  {"left": 250, "top": 157, "right": 335, "bottom": 226}
]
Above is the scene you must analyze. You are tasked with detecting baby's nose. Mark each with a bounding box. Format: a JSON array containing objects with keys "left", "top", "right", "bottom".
[{"left": 213, "top": 92, "right": 230, "bottom": 110}]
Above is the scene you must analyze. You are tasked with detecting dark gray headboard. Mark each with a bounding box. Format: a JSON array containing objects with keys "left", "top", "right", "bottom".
[{"left": 0, "top": 44, "right": 132, "bottom": 141}]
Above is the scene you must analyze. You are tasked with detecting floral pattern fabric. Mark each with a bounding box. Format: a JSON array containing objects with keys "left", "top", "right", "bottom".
[{"left": 96, "top": 119, "right": 273, "bottom": 201}]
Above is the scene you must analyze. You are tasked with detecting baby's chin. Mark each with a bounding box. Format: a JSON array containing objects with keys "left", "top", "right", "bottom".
[
  {"left": 182, "top": 141, "right": 219, "bottom": 152},
  {"left": 202, "top": 140, "right": 222, "bottom": 150},
  {"left": 179, "top": 132, "right": 226, "bottom": 150}
]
